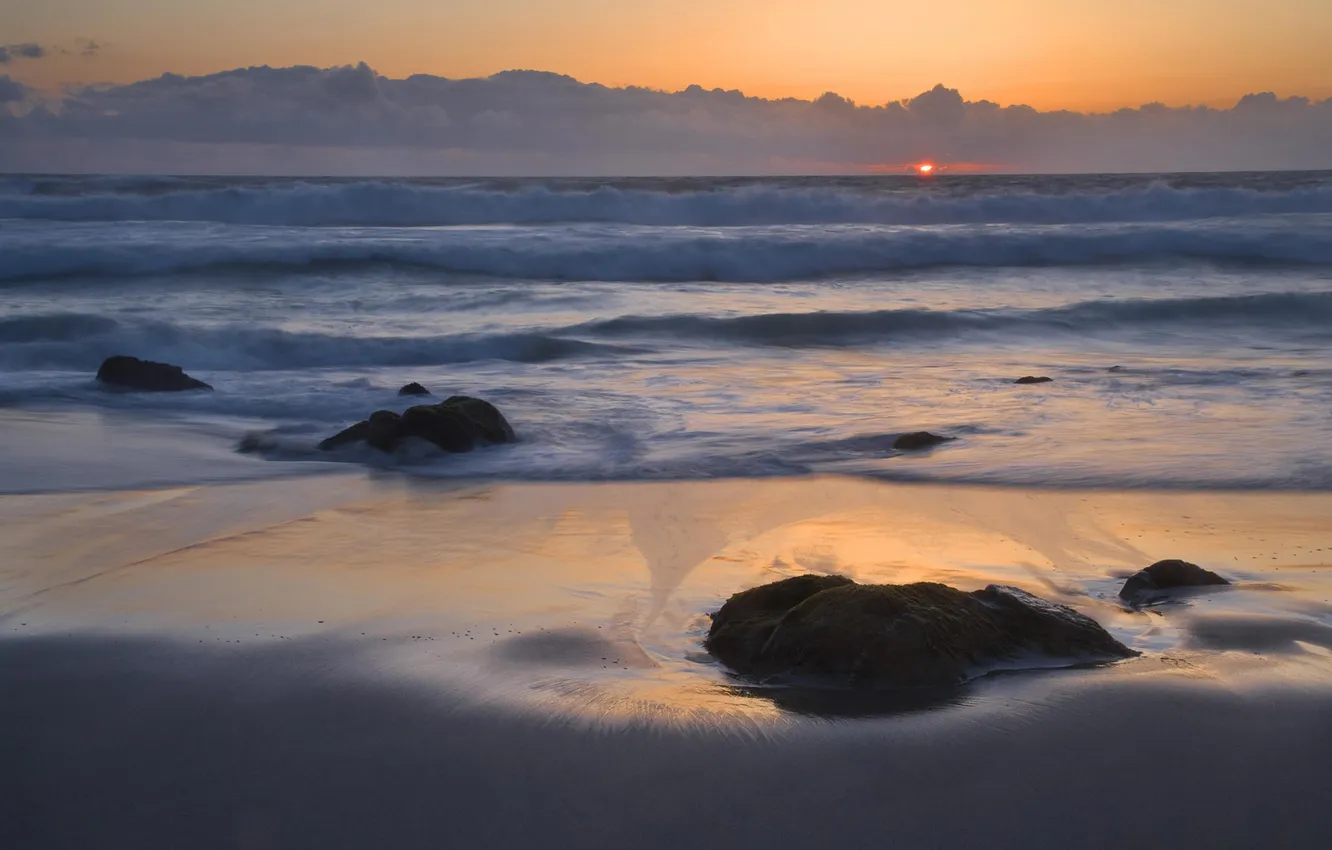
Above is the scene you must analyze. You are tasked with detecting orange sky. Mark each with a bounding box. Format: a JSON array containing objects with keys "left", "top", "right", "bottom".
[{"left": 6, "top": 0, "right": 1332, "bottom": 109}]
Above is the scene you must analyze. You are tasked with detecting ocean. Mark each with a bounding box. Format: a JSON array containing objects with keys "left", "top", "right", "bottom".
[{"left": 2, "top": 171, "right": 1331, "bottom": 492}]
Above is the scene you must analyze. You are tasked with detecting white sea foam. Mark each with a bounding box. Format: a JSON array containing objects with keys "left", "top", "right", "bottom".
[
  {"left": 6, "top": 178, "right": 1332, "bottom": 227},
  {"left": 3, "top": 291, "right": 1329, "bottom": 375},
  {"left": 2, "top": 217, "right": 1330, "bottom": 283},
  {"left": 2, "top": 173, "right": 1331, "bottom": 492}
]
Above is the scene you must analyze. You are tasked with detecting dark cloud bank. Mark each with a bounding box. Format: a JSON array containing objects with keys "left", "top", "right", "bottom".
[
  {"left": 1, "top": 62, "right": 1329, "bottom": 174},
  {"left": 0, "top": 43, "right": 46, "bottom": 64}
]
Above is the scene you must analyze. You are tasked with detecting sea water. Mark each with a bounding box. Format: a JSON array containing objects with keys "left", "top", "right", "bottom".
[{"left": 2, "top": 172, "right": 1331, "bottom": 491}]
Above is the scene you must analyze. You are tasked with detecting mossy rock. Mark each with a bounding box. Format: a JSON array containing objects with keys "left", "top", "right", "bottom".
[
  {"left": 438, "top": 395, "right": 516, "bottom": 444},
  {"left": 706, "top": 576, "right": 1134, "bottom": 688},
  {"left": 318, "top": 395, "right": 515, "bottom": 453}
]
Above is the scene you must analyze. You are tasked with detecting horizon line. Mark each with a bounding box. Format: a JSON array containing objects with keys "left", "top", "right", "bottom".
[{"left": 8, "top": 167, "right": 1332, "bottom": 179}]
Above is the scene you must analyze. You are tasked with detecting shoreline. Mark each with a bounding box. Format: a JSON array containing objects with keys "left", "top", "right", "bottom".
[{"left": 9, "top": 404, "right": 1332, "bottom": 498}]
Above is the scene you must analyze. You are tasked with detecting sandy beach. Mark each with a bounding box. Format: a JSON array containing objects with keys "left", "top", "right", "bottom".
[{"left": 5, "top": 469, "right": 1332, "bottom": 848}]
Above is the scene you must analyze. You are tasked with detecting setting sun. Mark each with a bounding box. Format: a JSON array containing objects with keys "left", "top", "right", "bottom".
[{"left": 916, "top": 163, "right": 935, "bottom": 174}]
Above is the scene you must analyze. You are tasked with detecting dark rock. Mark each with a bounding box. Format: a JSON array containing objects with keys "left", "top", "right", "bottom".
[
  {"left": 706, "top": 576, "right": 1135, "bottom": 689},
  {"left": 893, "top": 432, "right": 953, "bottom": 451},
  {"left": 317, "top": 396, "right": 515, "bottom": 454},
  {"left": 1014, "top": 376, "right": 1053, "bottom": 384},
  {"left": 1108, "top": 365, "right": 1125, "bottom": 373},
  {"left": 1119, "top": 559, "right": 1230, "bottom": 602},
  {"left": 706, "top": 575, "right": 853, "bottom": 670},
  {"left": 400, "top": 403, "right": 475, "bottom": 452},
  {"left": 96, "top": 355, "right": 211, "bottom": 392},
  {"left": 236, "top": 433, "right": 268, "bottom": 454},
  {"left": 440, "top": 395, "right": 516, "bottom": 444},
  {"left": 365, "top": 410, "right": 403, "bottom": 452},
  {"left": 318, "top": 421, "right": 370, "bottom": 451},
  {"left": 398, "top": 382, "right": 431, "bottom": 396}
]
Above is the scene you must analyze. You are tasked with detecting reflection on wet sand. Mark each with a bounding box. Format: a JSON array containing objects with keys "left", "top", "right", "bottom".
[{"left": 3, "top": 475, "right": 1332, "bottom": 722}]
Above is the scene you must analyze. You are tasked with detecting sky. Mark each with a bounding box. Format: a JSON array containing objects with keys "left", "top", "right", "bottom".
[
  {"left": 5, "top": 0, "right": 1331, "bottom": 109},
  {"left": 2, "top": 0, "right": 1331, "bottom": 174}
]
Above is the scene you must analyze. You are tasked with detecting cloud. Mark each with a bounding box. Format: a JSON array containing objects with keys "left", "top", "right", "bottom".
[
  {"left": 0, "top": 43, "right": 46, "bottom": 64},
  {"left": 908, "top": 84, "right": 967, "bottom": 124},
  {"left": 0, "top": 40, "right": 101, "bottom": 63},
  {"left": 1, "top": 64, "right": 1330, "bottom": 175},
  {"left": 0, "top": 75, "right": 29, "bottom": 103}
]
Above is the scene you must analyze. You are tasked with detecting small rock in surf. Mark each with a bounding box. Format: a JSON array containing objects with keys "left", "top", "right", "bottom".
[
  {"left": 96, "top": 355, "right": 212, "bottom": 392},
  {"left": 319, "top": 396, "right": 515, "bottom": 453},
  {"left": 706, "top": 575, "right": 1135, "bottom": 689},
  {"left": 893, "top": 431, "right": 953, "bottom": 451},
  {"left": 1015, "top": 375, "right": 1053, "bottom": 384},
  {"left": 1119, "top": 559, "right": 1230, "bottom": 603},
  {"left": 398, "top": 382, "right": 432, "bottom": 396}
]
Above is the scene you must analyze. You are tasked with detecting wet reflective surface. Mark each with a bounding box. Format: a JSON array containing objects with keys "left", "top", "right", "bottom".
[{"left": 5, "top": 474, "right": 1332, "bottom": 722}]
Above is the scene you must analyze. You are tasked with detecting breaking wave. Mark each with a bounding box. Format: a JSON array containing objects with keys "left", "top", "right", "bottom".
[
  {"left": 5, "top": 178, "right": 1332, "bottom": 228},
  {"left": 5, "top": 292, "right": 1329, "bottom": 372},
  {"left": 3, "top": 217, "right": 1330, "bottom": 283},
  {"left": 0, "top": 314, "right": 630, "bottom": 371}
]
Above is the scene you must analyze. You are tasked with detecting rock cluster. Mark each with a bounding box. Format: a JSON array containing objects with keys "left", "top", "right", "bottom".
[{"left": 319, "top": 396, "right": 515, "bottom": 453}]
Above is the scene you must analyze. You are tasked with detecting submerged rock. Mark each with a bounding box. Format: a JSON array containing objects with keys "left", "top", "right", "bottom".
[
  {"left": 318, "top": 420, "right": 370, "bottom": 451},
  {"left": 1119, "top": 559, "right": 1230, "bottom": 603},
  {"left": 96, "top": 355, "right": 212, "bottom": 392},
  {"left": 366, "top": 409, "right": 405, "bottom": 452},
  {"left": 1014, "top": 375, "right": 1053, "bottom": 384},
  {"left": 398, "top": 382, "right": 431, "bottom": 396},
  {"left": 893, "top": 431, "right": 953, "bottom": 451},
  {"left": 318, "top": 396, "right": 515, "bottom": 453},
  {"left": 706, "top": 576, "right": 1134, "bottom": 689}
]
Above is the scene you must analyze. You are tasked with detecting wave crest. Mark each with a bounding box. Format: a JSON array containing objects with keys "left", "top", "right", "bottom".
[
  {"left": 579, "top": 291, "right": 1332, "bottom": 346},
  {"left": 6, "top": 179, "right": 1332, "bottom": 227},
  {"left": 4, "top": 292, "right": 1328, "bottom": 373},
  {"left": 0, "top": 315, "right": 630, "bottom": 371},
  {"left": 3, "top": 218, "right": 1330, "bottom": 283}
]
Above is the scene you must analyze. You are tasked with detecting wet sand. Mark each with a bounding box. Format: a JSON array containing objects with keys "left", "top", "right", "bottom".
[{"left": 5, "top": 475, "right": 1332, "bottom": 847}]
